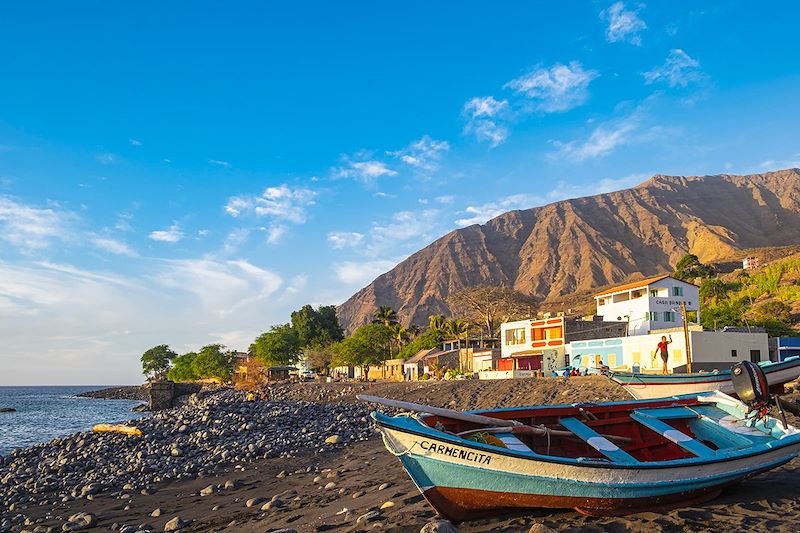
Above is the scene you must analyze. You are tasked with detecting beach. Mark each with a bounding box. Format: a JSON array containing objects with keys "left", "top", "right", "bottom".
[{"left": 3, "top": 378, "right": 800, "bottom": 533}]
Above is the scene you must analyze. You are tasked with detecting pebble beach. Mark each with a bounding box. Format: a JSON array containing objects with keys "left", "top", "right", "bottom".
[{"left": 2, "top": 377, "right": 800, "bottom": 533}]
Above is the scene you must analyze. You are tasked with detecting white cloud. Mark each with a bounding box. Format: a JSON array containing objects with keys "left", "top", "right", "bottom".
[
  {"left": 601, "top": 2, "right": 647, "bottom": 45},
  {"left": 92, "top": 237, "right": 137, "bottom": 257},
  {"left": 334, "top": 158, "right": 398, "bottom": 184},
  {"left": 265, "top": 225, "right": 287, "bottom": 244},
  {"left": 0, "top": 196, "right": 73, "bottom": 250},
  {"left": 284, "top": 274, "right": 308, "bottom": 295},
  {"left": 96, "top": 153, "right": 117, "bottom": 165},
  {"left": 149, "top": 223, "right": 184, "bottom": 243},
  {"left": 553, "top": 114, "right": 641, "bottom": 161},
  {"left": 455, "top": 173, "right": 649, "bottom": 227},
  {"left": 643, "top": 49, "right": 705, "bottom": 88},
  {"left": 327, "top": 231, "right": 365, "bottom": 249},
  {"left": 114, "top": 211, "right": 134, "bottom": 232},
  {"left": 222, "top": 228, "right": 249, "bottom": 254},
  {"left": 462, "top": 96, "right": 510, "bottom": 147},
  {"left": 209, "top": 159, "right": 231, "bottom": 168},
  {"left": 333, "top": 259, "right": 401, "bottom": 286},
  {"left": 505, "top": 62, "right": 599, "bottom": 112},
  {"left": 129, "top": 139, "right": 143, "bottom": 146},
  {"left": 387, "top": 135, "right": 450, "bottom": 174},
  {"left": 154, "top": 258, "right": 282, "bottom": 316},
  {"left": 436, "top": 195, "right": 455, "bottom": 205},
  {"left": 225, "top": 184, "right": 317, "bottom": 224},
  {"left": 758, "top": 154, "right": 800, "bottom": 171}
]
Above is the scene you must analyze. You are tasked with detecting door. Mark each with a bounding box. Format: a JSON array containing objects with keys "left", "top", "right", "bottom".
[{"left": 750, "top": 349, "right": 761, "bottom": 363}]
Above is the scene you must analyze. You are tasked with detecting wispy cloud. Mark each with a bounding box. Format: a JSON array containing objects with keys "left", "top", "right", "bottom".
[
  {"left": 129, "top": 138, "right": 142, "bottom": 146},
  {"left": 265, "top": 225, "right": 287, "bottom": 244},
  {"left": 222, "top": 228, "right": 249, "bottom": 254},
  {"left": 553, "top": 114, "right": 641, "bottom": 161},
  {"left": 334, "top": 156, "right": 398, "bottom": 184},
  {"left": 149, "top": 223, "right": 184, "bottom": 243},
  {"left": 643, "top": 49, "right": 706, "bottom": 88},
  {"left": 454, "top": 173, "right": 649, "bottom": 227},
  {"left": 601, "top": 2, "right": 647, "bottom": 45},
  {"left": 436, "top": 195, "right": 455, "bottom": 205},
  {"left": 758, "top": 154, "right": 800, "bottom": 171},
  {"left": 225, "top": 184, "right": 317, "bottom": 223},
  {"left": 0, "top": 196, "right": 74, "bottom": 250},
  {"left": 368, "top": 209, "right": 440, "bottom": 254},
  {"left": 462, "top": 96, "right": 510, "bottom": 147},
  {"left": 327, "top": 231, "right": 365, "bottom": 249},
  {"left": 505, "top": 62, "right": 599, "bottom": 112},
  {"left": 387, "top": 135, "right": 450, "bottom": 174},
  {"left": 91, "top": 237, "right": 137, "bottom": 257},
  {"left": 333, "top": 259, "right": 401, "bottom": 286},
  {"left": 95, "top": 153, "right": 117, "bottom": 165},
  {"left": 209, "top": 159, "right": 231, "bottom": 168}
]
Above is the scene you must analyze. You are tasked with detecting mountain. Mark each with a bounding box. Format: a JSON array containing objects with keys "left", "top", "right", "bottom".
[{"left": 336, "top": 169, "right": 800, "bottom": 332}]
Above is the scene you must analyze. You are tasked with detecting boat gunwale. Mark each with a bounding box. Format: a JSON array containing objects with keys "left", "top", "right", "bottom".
[
  {"left": 607, "top": 356, "right": 800, "bottom": 384},
  {"left": 372, "top": 395, "right": 800, "bottom": 471}
]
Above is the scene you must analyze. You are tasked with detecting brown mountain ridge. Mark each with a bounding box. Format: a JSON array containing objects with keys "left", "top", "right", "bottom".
[{"left": 336, "top": 168, "right": 800, "bottom": 332}]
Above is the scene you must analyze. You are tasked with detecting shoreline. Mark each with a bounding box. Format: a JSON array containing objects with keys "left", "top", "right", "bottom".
[
  {"left": 3, "top": 378, "right": 800, "bottom": 532},
  {"left": 76, "top": 386, "right": 148, "bottom": 401}
]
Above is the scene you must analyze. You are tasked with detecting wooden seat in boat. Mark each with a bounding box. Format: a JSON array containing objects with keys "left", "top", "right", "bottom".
[
  {"left": 630, "top": 409, "right": 717, "bottom": 458},
  {"left": 558, "top": 417, "right": 640, "bottom": 464}
]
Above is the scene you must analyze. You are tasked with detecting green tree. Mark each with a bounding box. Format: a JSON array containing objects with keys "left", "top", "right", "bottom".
[
  {"left": 331, "top": 323, "right": 393, "bottom": 379},
  {"left": 167, "top": 352, "right": 198, "bottom": 382},
  {"left": 303, "top": 345, "right": 334, "bottom": 375},
  {"left": 190, "top": 344, "right": 233, "bottom": 382},
  {"left": 428, "top": 314, "right": 446, "bottom": 332},
  {"left": 251, "top": 324, "right": 302, "bottom": 367},
  {"left": 140, "top": 344, "right": 177, "bottom": 380},
  {"left": 699, "top": 278, "right": 728, "bottom": 304},
  {"left": 673, "top": 253, "right": 711, "bottom": 281},
  {"left": 398, "top": 327, "right": 444, "bottom": 360},
  {"left": 445, "top": 318, "right": 470, "bottom": 348},
  {"left": 372, "top": 306, "right": 399, "bottom": 327},
  {"left": 747, "top": 300, "right": 793, "bottom": 324},
  {"left": 290, "top": 304, "right": 344, "bottom": 348}
]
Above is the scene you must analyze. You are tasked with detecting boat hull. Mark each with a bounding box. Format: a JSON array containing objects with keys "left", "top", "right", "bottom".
[
  {"left": 610, "top": 358, "right": 800, "bottom": 400},
  {"left": 376, "top": 410, "right": 800, "bottom": 520}
]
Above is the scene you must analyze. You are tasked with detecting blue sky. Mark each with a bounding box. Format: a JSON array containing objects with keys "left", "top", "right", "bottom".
[{"left": 2, "top": 1, "right": 800, "bottom": 384}]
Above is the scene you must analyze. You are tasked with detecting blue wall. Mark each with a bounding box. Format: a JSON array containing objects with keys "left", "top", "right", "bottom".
[{"left": 778, "top": 337, "right": 800, "bottom": 361}]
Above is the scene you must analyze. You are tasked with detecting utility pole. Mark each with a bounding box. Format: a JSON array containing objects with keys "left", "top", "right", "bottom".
[{"left": 681, "top": 301, "right": 693, "bottom": 373}]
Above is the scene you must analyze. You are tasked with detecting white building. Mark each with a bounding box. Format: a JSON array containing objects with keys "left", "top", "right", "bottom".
[{"left": 594, "top": 275, "right": 700, "bottom": 336}]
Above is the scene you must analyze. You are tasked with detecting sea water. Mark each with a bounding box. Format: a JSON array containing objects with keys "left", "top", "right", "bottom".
[{"left": 0, "top": 386, "right": 145, "bottom": 455}]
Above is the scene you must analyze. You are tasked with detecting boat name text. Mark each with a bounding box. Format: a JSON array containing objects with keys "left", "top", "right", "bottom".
[{"left": 418, "top": 440, "right": 492, "bottom": 464}]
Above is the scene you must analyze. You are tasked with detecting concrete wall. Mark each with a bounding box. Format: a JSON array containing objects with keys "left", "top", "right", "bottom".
[
  {"left": 567, "top": 330, "right": 768, "bottom": 373},
  {"left": 596, "top": 278, "right": 699, "bottom": 335}
]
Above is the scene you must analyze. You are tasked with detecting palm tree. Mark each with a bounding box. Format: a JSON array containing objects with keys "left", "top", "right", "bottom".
[
  {"left": 372, "top": 306, "right": 399, "bottom": 327},
  {"left": 407, "top": 324, "right": 421, "bottom": 338},
  {"left": 445, "top": 319, "right": 470, "bottom": 349},
  {"left": 392, "top": 324, "right": 411, "bottom": 356},
  {"left": 428, "top": 314, "right": 446, "bottom": 332}
]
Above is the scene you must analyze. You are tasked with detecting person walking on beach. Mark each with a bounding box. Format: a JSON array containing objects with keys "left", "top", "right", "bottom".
[{"left": 654, "top": 335, "right": 673, "bottom": 374}]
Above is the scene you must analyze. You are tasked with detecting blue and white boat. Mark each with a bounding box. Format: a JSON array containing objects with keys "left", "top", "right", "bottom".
[
  {"left": 365, "top": 391, "right": 800, "bottom": 520},
  {"left": 607, "top": 356, "right": 800, "bottom": 400}
]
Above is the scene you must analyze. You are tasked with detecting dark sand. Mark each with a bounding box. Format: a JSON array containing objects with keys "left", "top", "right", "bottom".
[{"left": 17, "top": 378, "right": 800, "bottom": 533}]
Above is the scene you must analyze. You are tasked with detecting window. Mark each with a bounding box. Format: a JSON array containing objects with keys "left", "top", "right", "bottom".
[
  {"left": 505, "top": 328, "right": 526, "bottom": 346},
  {"left": 645, "top": 311, "right": 658, "bottom": 321},
  {"left": 650, "top": 289, "right": 659, "bottom": 297},
  {"left": 632, "top": 290, "right": 643, "bottom": 299},
  {"left": 663, "top": 311, "right": 676, "bottom": 322},
  {"left": 598, "top": 298, "right": 605, "bottom": 306},
  {"left": 534, "top": 326, "right": 563, "bottom": 341},
  {"left": 731, "top": 349, "right": 738, "bottom": 358},
  {"left": 672, "top": 287, "right": 684, "bottom": 297},
  {"left": 750, "top": 350, "right": 761, "bottom": 363}
]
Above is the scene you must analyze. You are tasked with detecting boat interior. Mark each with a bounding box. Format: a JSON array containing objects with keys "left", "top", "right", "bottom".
[{"left": 418, "top": 398, "right": 774, "bottom": 464}]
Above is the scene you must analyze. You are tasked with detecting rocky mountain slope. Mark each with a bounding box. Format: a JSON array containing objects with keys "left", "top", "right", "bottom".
[{"left": 337, "top": 169, "right": 800, "bottom": 332}]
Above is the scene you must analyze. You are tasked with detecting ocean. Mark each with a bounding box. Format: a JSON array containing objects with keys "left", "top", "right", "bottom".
[{"left": 0, "top": 386, "right": 145, "bottom": 456}]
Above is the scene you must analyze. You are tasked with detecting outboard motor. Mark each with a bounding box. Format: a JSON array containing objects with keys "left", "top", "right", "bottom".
[
  {"left": 732, "top": 361, "right": 789, "bottom": 428},
  {"left": 731, "top": 361, "right": 770, "bottom": 410}
]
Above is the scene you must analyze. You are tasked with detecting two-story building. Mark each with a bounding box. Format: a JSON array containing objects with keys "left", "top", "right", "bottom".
[{"left": 594, "top": 275, "right": 700, "bottom": 335}]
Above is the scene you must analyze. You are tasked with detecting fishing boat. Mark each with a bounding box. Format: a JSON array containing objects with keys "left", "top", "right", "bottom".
[
  {"left": 607, "top": 356, "right": 800, "bottom": 400},
  {"left": 361, "top": 365, "right": 800, "bottom": 520}
]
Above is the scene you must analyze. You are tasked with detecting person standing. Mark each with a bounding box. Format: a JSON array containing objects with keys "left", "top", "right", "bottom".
[{"left": 654, "top": 335, "right": 673, "bottom": 374}]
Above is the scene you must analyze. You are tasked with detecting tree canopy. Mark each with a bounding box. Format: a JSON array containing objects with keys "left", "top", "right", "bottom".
[
  {"left": 331, "top": 323, "right": 394, "bottom": 378},
  {"left": 191, "top": 344, "right": 233, "bottom": 382},
  {"left": 251, "top": 323, "right": 302, "bottom": 367},
  {"left": 140, "top": 344, "right": 177, "bottom": 380},
  {"left": 398, "top": 327, "right": 444, "bottom": 360},
  {"left": 447, "top": 285, "right": 535, "bottom": 336},
  {"left": 372, "top": 306, "right": 399, "bottom": 327},
  {"left": 673, "top": 253, "right": 712, "bottom": 281},
  {"left": 167, "top": 351, "right": 198, "bottom": 382},
  {"left": 290, "top": 304, "right": 344, "bottom": 348}
]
